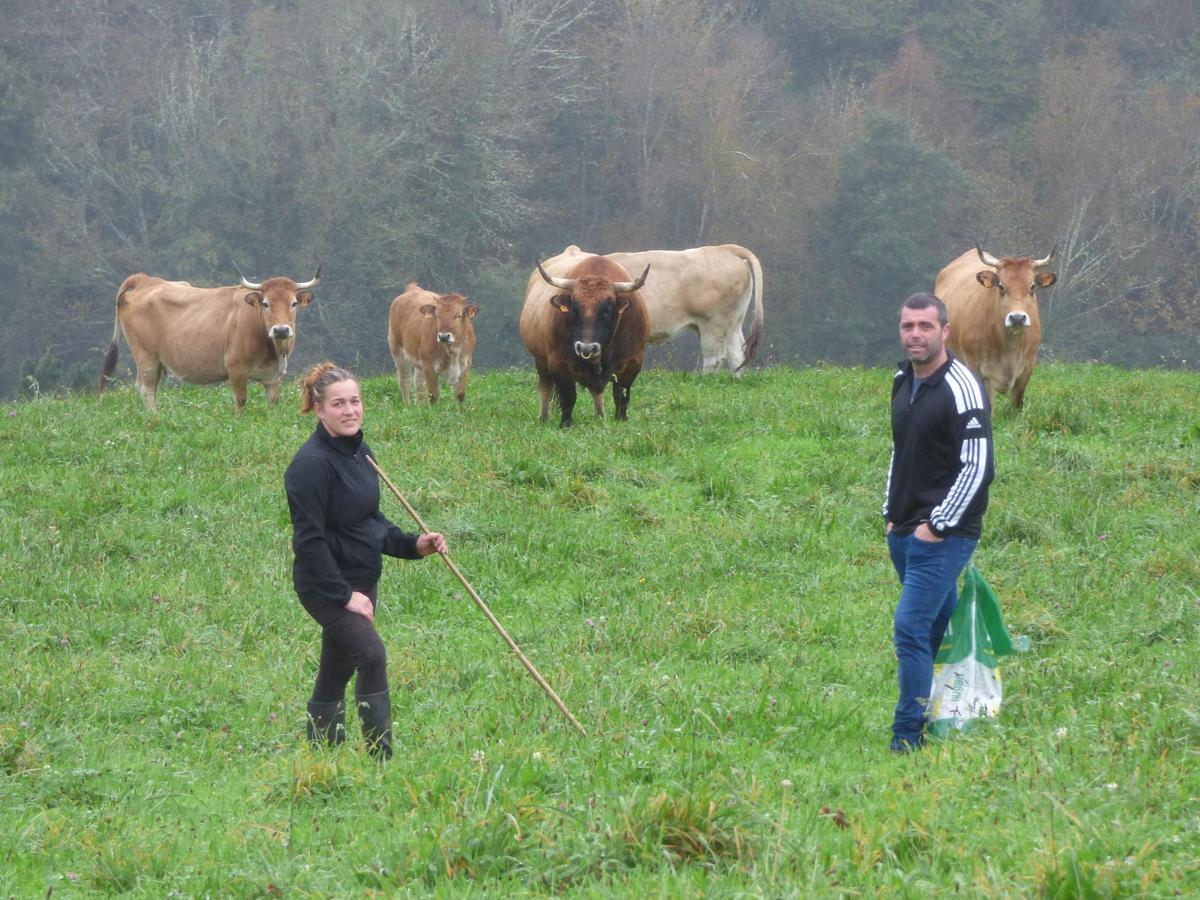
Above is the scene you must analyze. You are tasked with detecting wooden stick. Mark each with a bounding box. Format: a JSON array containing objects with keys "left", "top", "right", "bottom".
[{"left": 366, "top": 454, "right": 588, "bottom": 738}]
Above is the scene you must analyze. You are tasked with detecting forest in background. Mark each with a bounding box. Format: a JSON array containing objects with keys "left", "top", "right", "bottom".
[{"left": 1, "top": 0, "right": 1198, "bottom": 397}]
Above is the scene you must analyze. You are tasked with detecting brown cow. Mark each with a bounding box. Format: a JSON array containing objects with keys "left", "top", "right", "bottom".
[
  {"left": 519, "top": 253, "right": 650, "bottom": 427},
  {"left": 387, "top": 282, "right": 478, "bottom": 404},
  {"left": 935, "top": 245, "right": 1056, "bottom": 409},
  {"left": 99, "top": 268, "right": 318, "bottom": 412}
]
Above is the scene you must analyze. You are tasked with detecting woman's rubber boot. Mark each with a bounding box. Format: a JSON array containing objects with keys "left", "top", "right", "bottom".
[
  {"left": 306, "top": 698, "right": 346, "bottom": 747},
  {"left": 356, "top": 690, "right": 392, "bottom": 759}
]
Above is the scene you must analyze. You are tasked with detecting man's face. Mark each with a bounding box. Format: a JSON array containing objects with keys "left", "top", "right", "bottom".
[{"left": 899, "top": 305, "right": 949, "bottom": 367}]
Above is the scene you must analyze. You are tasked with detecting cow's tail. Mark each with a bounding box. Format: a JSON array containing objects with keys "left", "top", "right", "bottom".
[
  {"left": 100, "top": 275, "right": 137, "bottom": 394},
  {"left": 733, "top": 246, "right": 764, "bottom": 372}
]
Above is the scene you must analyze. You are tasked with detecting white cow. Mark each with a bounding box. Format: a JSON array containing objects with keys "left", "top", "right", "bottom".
[{"left": 542, "top": 244, "right": 763, "bottom": 375}]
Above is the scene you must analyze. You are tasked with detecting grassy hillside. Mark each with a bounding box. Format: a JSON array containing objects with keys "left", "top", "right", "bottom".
[{"left": 1, "top": 365, "right": 1197, "bottom": 896}]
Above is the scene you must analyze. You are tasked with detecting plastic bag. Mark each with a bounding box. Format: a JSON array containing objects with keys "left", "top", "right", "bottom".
[{"left": 927, "top": 565, "right": 1029, "bottom": 737}]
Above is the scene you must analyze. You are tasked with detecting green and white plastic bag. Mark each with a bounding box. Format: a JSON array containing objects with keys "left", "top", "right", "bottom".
[{"left": 928, "top": 565, "right": 1029, "bottom": 737}]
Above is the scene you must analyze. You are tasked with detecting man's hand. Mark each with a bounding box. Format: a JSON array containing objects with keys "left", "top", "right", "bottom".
[{"left": 914, "top": 522, "right": 943, "bottom": 542}]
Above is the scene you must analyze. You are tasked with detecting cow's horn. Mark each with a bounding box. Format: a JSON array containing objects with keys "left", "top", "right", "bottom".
[
  {"left": 1033, "top": 244, "right": 1057, "bottom": 268},
  {"left": 233, "top": 261, "right": 263, "bottom": 291},
  {"left": 537, "top": 262, "right": 576, "bottom": 291},
  {"left": 612, "top": 264, "right": 650, "bottom": 293},
  {"left": 294, "top": 265, "right": 321, "bottom": 291},
  {"left": 975, "top": 244, "right": 1001, "bottom": 268}
]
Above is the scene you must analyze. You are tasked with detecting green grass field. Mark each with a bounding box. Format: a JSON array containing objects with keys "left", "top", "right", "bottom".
[{"left": 2, "top": 364, "right": 1197, "bottom": 897}]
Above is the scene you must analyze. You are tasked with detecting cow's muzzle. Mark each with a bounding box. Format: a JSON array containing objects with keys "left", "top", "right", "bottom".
[
  {"left": 574, "top": 341, "right": 601, "bottom": 360},
  {"left": 437, "top": 332, "right": 455, "bottom": 344},
  {"left": 270, "top": 324, "right": 294, "bottom": 340},
  {"left": 1004, "top": 312, "right": 1030, "bottom": 328}
]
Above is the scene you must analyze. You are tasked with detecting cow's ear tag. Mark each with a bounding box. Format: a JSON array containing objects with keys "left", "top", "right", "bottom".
[
  {"left": 976, "top": 272, "right": 997, "bottom": 289},
  {"left": 1035, "top": 272, "right": 1056, "bottom": 288}
]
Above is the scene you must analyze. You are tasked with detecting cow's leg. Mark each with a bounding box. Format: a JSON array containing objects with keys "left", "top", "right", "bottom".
[
  {"left": 535, "top": 363, "right": 554, "bottom": 423},
  {"left": 724, "top": 325, "right": 746, "bottom": 376},
  {"left": 591, "top": 390, "right": 605, "bottom": 418},
  {"left": 396, "top": 358, "right": 411, "bottom": 404},
  {"left": 412, "top": 360, "right": 431, "bottom": 403},
  {"left": 135, "top": 359, "right": 163, "bottom": 412},
  {"left": 229, "top": 371, "right": 250, "bottom": 413},
  {"left": 699, "top": 327, "right": 725, "bottom": 374},
  {"left": 264, "top": 380, "right": 281, "bottom": 407},
  {"left": 612, "top": 364, "right": 640, "bottom": 420},
  {"left": 450, "top": 359, "right": 469, "bottom": 404},
  {"left": 612, "top": 382, "right": 632, "bottom": 420},
  {"left": 556, "top": 378, "right": 578, "bottom": 428},
  {"left": 1010, "top": 365, "right": 1035, "bottom": 410},
  {"left": 422, "top": 364, "right": 441, "bottom": 404},
  {"left": 974, "top": 362, "right": 998, "bottom": 413},
  {"left": 410, "top": 361, "right": 424, "bottom": 403}
]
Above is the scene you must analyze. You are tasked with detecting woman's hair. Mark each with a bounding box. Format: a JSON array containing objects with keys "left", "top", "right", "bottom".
[{"left": 299, "top": 361, "right": 357, "bottom": 413}]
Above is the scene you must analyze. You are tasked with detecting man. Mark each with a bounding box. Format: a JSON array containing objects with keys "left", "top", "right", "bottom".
[{"left": 883, "top": 293, "right": 994, "bottom": 752}]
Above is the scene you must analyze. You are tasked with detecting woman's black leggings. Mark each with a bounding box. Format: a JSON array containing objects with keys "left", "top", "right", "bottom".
[{"left": 302, "top": 586, "right": 387, "bottom": 701}]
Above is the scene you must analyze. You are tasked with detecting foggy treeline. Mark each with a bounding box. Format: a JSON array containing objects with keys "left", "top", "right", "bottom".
[{"left": 2, "top": 0, "right": 1198, "bottom": 397}]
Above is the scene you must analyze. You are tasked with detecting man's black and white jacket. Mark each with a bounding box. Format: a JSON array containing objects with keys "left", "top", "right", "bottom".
[{"left": 883, "top": 353, "right": 994, "bottom": 539}]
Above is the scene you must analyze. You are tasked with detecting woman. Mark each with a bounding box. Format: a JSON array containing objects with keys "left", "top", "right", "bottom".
[{"left": 285, "top": 362, "right": 446, "bottom": 758}]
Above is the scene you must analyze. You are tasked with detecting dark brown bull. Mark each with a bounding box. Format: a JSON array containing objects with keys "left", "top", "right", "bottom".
[
  {"left": 519, "top": 253, "right": 650, "bottom": 427},
  {"left": 387, "top": 282, "right": 478, "bottom": 404},
  {"left": 100, "top": 268, "right": 319, "bottom": 411}
]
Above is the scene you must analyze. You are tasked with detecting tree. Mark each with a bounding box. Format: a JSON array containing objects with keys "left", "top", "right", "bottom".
[
  {"left": 916, "top": 0, "right": 1044, "bottom": 124},
  {"left": 1027, "top": 35, "right": 1200, "bottom": 360},
  {"left": 763, "top": 0, "right": 924, "bottom": 90},
  {"left": 808, "top": 109, "right": 977, "bottom": 362}
]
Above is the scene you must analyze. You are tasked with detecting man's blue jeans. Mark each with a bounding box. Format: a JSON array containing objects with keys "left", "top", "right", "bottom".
[{"left": 886, "top": 530, "right": 978, "bottom": 748}]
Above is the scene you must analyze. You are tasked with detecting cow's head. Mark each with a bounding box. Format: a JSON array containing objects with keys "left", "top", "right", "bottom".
[
  {"left": 240, "top": 267, "right": 319, "bottom": 357},
  {"left": 538, "top": 262, "right": 649, "bottom": 363},
  {"left": 974, "top": 245, "right": 1055, "bottom": 332},
  {"left": 419, "top": 293, "right": 478, "bottom": 345}
]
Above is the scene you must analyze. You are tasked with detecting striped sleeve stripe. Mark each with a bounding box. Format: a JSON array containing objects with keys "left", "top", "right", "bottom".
[
  {"left": 931, "top": 359, "right": 989, "bottom": 529},
  {"left": 931, "top": 436, "right": 989, "bottom": 530},
  {"left": 883, "top": 446, "right": 894, "bottom": 518},
  {"left": 884, "top": 368, "right": 902, "bottom": 518},
  {"left": 945, "top": 360, "right": 985, "bottom": 413}
]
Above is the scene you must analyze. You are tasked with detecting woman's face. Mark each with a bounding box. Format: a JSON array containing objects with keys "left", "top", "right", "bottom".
[{"left": 315, "top": 379, "right": 363, "bottom": 437}]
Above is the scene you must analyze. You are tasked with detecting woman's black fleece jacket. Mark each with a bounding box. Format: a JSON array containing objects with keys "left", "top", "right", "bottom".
[{"left": 284, "top": 422, "right": 421, "bottom": 607}]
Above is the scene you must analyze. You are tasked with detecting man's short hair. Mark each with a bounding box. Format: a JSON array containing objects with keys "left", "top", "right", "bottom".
[{"left": 900, "top": 293, "right": 948, "bottom": 327}]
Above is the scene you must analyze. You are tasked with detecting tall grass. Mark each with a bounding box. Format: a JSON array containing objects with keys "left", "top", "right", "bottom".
[{"left": 1, "top": 364, "right": 1197, "bottom": 896}]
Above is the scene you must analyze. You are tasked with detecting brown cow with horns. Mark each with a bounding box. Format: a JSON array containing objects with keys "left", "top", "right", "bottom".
[
  {"left": 935, "top": 244, "right": 1056, "bottom": 410},
  {"left": 519, "top": 253, "right": 650, "bottom": 427},
  {"left": 100, "top": 267, "right": 319, "bottom": 411},
  {"left": 538, "top": 244, "right": 764, "bottom": 375}
]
